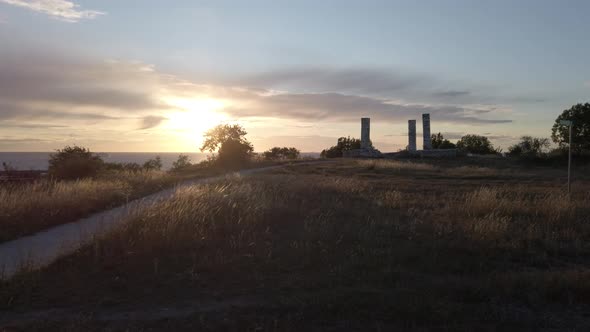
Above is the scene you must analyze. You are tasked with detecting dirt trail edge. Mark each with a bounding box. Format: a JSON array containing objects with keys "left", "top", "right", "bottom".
[{"left": 0, "top": 162, "right": 326, "bottom": 279}]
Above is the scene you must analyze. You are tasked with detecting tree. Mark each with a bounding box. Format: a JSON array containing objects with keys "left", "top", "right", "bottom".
[
  {"left": 201, "top": 124, "right": 254, "bottom": 167},
  {"left": 143, "top": 156, "right": 163, "bottom": 171},
  {"left": 508, "top": 136, "right": 550, "bottom": 157},
  {"left": 262, "top": 147, "right": 301, "bottom": 160},
  {"left": 320, "top": 136, "right": 362, "bottom": 158},
  {"left": 171, "top": 154, "right": 192, "bottom": 172},
  {"left": 456, "top": 135, "right": 496, "bottom": 154},
  {"left": 48, "top": 145, "right": 104, "bottom": 180},
  {"left": 551, "top": 103, "right": 590, "bottom": 154},
  {"left": 431, "top": 133, "right": 456, "bottom": 149}
]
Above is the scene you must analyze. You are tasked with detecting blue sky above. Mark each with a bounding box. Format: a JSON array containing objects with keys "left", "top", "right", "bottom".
[{"left": 0, "top": 0, "right": 588, "bottom": 152}]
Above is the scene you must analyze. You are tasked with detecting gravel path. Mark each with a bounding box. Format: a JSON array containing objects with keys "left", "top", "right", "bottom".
[{"left": 0, "top": 163, "right": 317, "bottom": 279}]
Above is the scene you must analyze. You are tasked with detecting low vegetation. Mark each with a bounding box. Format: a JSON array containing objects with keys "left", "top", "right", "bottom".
[
  {"left": 48, "top": 146, "right": 104, "bottom": 180},
  {"left": 508, "top": 136, "right": 551, "bottom": 157},
  {"left": 262, "top": 147, "right": 300, "bottom": 160},
  {"left": 321, "top": 136, "right": 363, "bottom": 158},
  {"left": 2, "top": 159, "right": 589, "bottom": 330}
]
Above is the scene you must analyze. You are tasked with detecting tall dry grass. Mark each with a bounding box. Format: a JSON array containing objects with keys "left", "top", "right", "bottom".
[
  {"left": 4, "top": 163, "right": 590, "bottom": 330},
  {"left": 436, "top": 186, "right": 590, "bottom": 252},
  {"left": 0, "top": 170, "right": 174, "bottom": 242},
  {"left": 357, "top": 159, "right": 504, "bottom": 178},
  {"left": 357, "top": 159, "right": 439, "bottom": 172}
]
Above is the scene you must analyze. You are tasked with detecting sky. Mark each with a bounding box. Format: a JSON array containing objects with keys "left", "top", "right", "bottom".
[{"left": 0, "top": 0, "right": 589, "bottom": 152}]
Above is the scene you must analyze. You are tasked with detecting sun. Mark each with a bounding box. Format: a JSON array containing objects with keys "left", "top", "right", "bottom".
[{"left": 163, "top": 97, "right": 228, "bottom": 148}]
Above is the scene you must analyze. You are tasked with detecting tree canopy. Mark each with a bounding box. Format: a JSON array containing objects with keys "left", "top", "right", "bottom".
[
  {"left": 431, "top": 133, "right": 456, "bottom": 149},
  {"left": 551, "top": 103, "right": 590, "bottom": 154},
  {"left": 201, "top": 124, "right": 254, "bottom": 167},
  {"left": 456, "top": 135, "right": 496, "bottom": 154}
]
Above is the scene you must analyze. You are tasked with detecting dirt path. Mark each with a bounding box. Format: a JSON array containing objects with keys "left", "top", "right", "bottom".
[{"left": 0, "top": 163, "right": 323, "bottom": 279}]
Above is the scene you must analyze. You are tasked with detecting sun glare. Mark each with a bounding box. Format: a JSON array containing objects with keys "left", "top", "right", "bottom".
[{"left": 164, "top": 97, "right": 228, "bottom": 148}]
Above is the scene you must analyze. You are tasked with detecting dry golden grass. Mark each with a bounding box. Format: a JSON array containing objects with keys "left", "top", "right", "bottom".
[
  {"left": 429, "top": 185, "right": 589, "bottom": 252},
  {"left": 3, "top": 159, "right": 590, "bottom": 330},
  {"left": 443, "top": 165, "right": 502, "bottom": 177},
  {"left": 0, "top": 159, "right": 314, "bottom": 243},
  {"left": 357, "top": 159, "right": 439, "bottom": 172},
  {"left": 0, "top": 170, "right": 174, "bottom": 242},
  {"left": 358, "top": 159, "right": 505, "bottom": 178}
]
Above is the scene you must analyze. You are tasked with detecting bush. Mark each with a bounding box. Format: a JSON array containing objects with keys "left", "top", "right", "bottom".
[
  {"left": 48, "top": 146, "right": 104, "bottom": 180},
  {"left": 171, "top": 154, "right": 192, "bottom": 172},
  {"left": 143, "top": 156, "right": 163, "bottom": 171},
  {"left": 321, "top": 136, "right": 362, "bottom": 158},
  {"left": 508, "top": 136, "right": 550, "bottom": 158},
  {"left": 262, "top": 147, "right": 300, "bottom": 160},
  {"left": 216, "top": 139, "right": 254, "bottom": 167},
  {"left": 456, "top": 135, "right": 497, "bottom": 155},
  {"left": 103, "top": 162, "right": 143, "bottom": 172}
]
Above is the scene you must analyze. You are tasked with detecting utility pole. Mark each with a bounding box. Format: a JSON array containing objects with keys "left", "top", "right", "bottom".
[{"left": 560, "top": 120, "right": 573, "bottom": 194}]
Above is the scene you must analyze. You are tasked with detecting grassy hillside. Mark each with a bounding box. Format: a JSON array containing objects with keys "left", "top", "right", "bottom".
[
  {"left": 2, "top": 159, "right": 590, "bottom": 331},
  {"left": 0, "top": 160, "right": 307, "bottom": 243}
]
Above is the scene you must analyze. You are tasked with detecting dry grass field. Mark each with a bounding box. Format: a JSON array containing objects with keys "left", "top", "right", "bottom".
[
  {"left": 1, "top": 158, "right": 590, "bottom": 331},
  {"left": 0, "top": 170, "right": 180, "bottom": 243},
  {"left": 0, "top": 160, "right": 303, "bottom": 243}
]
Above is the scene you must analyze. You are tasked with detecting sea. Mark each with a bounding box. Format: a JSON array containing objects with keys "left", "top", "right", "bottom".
[
  {"left": 0, "top": 152, "right": 321, "bottom": 171},
  {"left": 0, "top": 152, "right": 210, "bottom": 171}
]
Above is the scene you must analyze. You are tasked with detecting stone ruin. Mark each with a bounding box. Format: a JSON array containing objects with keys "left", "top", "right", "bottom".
[
  {"left": 343, "top": 113, "right": 457, "bottom": 158},
  {"left": 342, "top": 117, "right": 384, "bottom": 158}
]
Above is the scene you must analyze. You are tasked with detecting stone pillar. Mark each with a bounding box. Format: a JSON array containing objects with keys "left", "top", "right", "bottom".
[
  {"left": 408, "top": 120, "right": 417, "bottom": 152},
  {"left": 422, "top": 113, "right": 432, "bottom": 150},
  {"left": 361, "top": 117, "right": 370, "bottom": 150}
]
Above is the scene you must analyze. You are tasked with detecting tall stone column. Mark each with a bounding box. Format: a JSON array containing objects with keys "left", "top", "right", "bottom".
[
  {"left": 422, "top": 113, "right": 432, "bottom": 150},
  {"left": 408, "top": 120, "right": 417, "bottom": 153},
  {"left": 361, "top": 117, "right": 370, "bottom": 149}
]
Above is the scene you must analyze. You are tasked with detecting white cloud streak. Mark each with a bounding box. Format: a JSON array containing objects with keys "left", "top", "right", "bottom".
[{"left": 0, "top": 0, "right": 105, "bottom": 22}]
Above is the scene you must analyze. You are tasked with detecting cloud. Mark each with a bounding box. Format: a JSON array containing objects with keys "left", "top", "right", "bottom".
[
  {"left": 231, "top": 67, "right": 544, "bottom": 106},
  {"left": 0, "top": 123, "right": 68, "bottom": 129},
  {"left": 224, "top": 92, "right": 513, "bottom": 125},
  {"left": 0, "top": 52, "right": 166, "bottom": 112},
  {"left": 0, "top": 44, "right": 516, "bottom": 153},
  {"left": 240, "top": 67, "right": 427, "bottom": 96},
  {"left": 485, "top": 134, "right": 517, "bottom": 141},
  {"left": 432, "top": 90, "right": 470, "bottom": 98},
  {"left": 0, "top": 48, "right": 182, "bottom": 131},
  {"left": 585, "top": 81, "right": 590, "bottom": 88},
  {"left": 139, "top": 115, "right": 167, "bottom": 130},
  {"left": 0, "top": 0, "right": 105, "bottom": 22},
  {"left": 0, "top": 137, "right": 47, "bottom": 143},
  {"left": 0, "top": 101, "right": 123, "bottom": 121}
]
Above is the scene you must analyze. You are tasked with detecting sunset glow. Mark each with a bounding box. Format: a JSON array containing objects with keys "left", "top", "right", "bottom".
[
  {"left": 0, "top": 1, "right": 589, "bottom": 153},
  {"left": 164, "top": 98, "right": 229, "bottom": 147}
]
